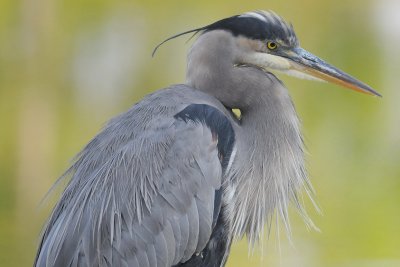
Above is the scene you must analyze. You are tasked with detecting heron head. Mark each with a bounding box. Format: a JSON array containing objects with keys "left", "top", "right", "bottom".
[
  {"left": 153, "top": 10, "right": 380, "bottom": 97},
  {"left": 211, "top": 11, "right": 381, "bottom": 96}
]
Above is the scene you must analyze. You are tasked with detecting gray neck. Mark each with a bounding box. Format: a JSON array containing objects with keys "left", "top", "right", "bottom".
[
  {"left": 186, "top": 30, "right": 270, "bottom": 111},
  {"left": 186, "top": 30, "right": 313, "bottom": 243}
]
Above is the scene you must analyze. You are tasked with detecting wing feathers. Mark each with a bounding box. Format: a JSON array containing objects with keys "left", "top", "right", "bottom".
[
  {"left": 182, "top": 198, "right": 199, "bottom": 262},
  {"left": 35, "top": 98, "right": 235, "bottom": 267}
]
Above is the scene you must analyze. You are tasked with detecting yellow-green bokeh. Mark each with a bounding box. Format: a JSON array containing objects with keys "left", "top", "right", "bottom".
[{"left": 0, "top": 0, "right": 399, "bottom": 266}]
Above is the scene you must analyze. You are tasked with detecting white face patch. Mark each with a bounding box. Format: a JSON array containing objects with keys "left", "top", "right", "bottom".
[
  {"left": 239, "top": 52, "right": 325, "bottom": 82},
  {"left": 241, "top": 52, "right": 292, "bottom": 71}
]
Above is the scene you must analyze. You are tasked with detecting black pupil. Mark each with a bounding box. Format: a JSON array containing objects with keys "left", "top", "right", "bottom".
[{"left": 269, "top": 42, "right": 276, "bottom": 48}]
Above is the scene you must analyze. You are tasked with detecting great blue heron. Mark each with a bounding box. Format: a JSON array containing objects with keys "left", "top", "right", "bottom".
[{"left": 35, "top": 10, "right": 380, "bottom": 267}]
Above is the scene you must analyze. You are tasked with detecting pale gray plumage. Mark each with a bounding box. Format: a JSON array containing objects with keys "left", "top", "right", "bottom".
[
  {"left": 36, "top": 87, "right": 233, "bottom": 266},
  {"left": 35, "top": 10, "right": 380, "bottom": 267}
]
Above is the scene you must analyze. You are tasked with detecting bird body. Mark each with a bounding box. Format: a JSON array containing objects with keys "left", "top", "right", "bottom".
[
  {"left": 35, "top": 11, "right": 379, "bottom": 267},
  {"left": 36, "top": 77, "right": 303, "bottom": 266},
  {"left": 36, "top": 86, "right": 235, "bottom": 266}
]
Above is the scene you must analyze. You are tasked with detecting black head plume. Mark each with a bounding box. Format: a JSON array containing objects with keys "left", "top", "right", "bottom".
[
  {"left": 152, "top": 27, "right": 205, "bottom": 57},
  {"left": 152, "top": 10, "right": 298, "bottom": 56}
]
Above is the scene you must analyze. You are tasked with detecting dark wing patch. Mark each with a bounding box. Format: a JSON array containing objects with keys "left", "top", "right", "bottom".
[
  {"left": 174, "top": 104, "right": 235, "bottom": 172},
  {"left": 212, "top": 187, "right": 223, "bottom": 229},
  {"left": 174, "top": 104, "right": 235, "bottom": 266}
]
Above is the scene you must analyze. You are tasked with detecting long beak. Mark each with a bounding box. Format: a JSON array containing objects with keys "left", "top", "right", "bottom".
[{"left": 283, "top": 48, "right": 381, "bottom": 97}]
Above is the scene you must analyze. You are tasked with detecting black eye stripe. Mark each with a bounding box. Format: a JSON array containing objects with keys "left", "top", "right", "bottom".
[{"left": 203, "top": 13, "right": 298, "bottom": 47}]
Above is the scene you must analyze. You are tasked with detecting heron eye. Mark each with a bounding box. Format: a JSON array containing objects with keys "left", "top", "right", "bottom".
[{"left": 267, "top": 41, "right": 278, "bottom": 50}]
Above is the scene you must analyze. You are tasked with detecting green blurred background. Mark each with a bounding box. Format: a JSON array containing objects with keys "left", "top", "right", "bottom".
[{"left": 1, "top": 0, "right": 399, "bottom": 266}]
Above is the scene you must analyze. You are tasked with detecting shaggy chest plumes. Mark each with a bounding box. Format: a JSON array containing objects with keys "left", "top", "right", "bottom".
[{"left": 228, "top": 86, "right": 312, "bottom": 243}]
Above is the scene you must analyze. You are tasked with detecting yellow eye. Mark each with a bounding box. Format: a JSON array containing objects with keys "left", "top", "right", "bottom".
[{"left": 267, "top": 41, "right": 278, "bottom": 50}]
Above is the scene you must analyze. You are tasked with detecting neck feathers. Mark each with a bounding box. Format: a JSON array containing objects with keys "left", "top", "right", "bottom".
[
  {"left": 228, "top": 82, "right": 316, "bottom": 244},
  {"left": 186, "top": 29, "right": 316, "bottom": 245}
]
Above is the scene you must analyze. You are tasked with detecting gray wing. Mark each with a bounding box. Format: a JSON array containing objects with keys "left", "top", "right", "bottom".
[{"left": 35, "top": 89, "right": 235, "bottom": 267}]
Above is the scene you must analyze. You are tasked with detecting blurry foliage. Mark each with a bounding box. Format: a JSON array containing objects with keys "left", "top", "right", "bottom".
[{"left": 0, "top": 0, "right": 399, "bottom": 266}]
